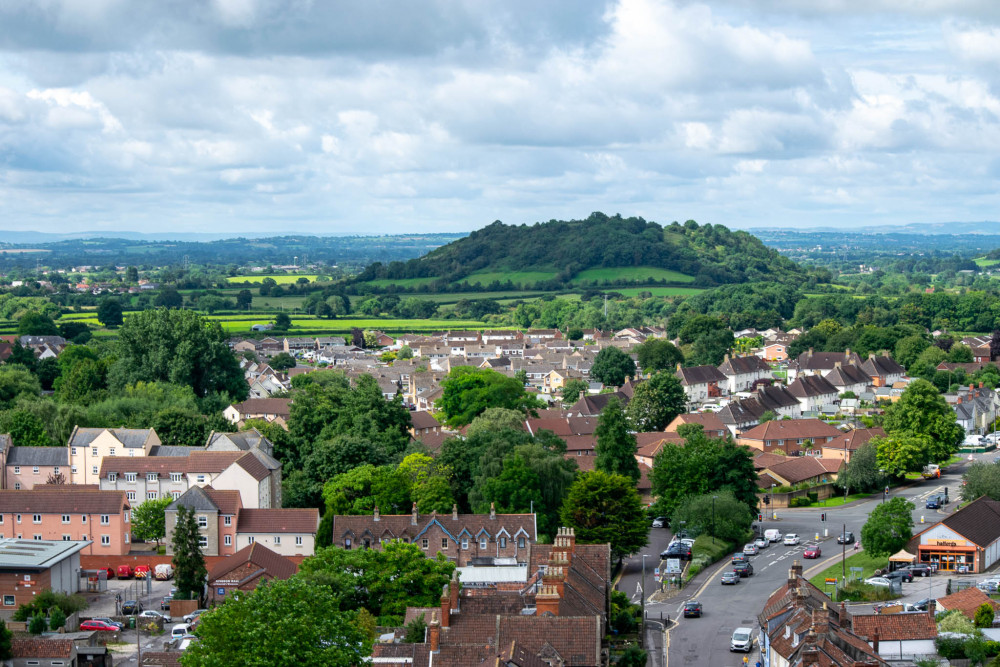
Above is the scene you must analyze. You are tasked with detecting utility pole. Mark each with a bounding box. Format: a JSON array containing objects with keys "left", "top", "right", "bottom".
[
  {"left": 842, "top": 523, "right": 847, "bottom": 582},
  {"left": 640, "top": 554, "right": 648, "bottom": 649}
]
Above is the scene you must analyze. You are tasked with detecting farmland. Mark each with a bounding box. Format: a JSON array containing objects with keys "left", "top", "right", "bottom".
[
  {"left": 227, "top": 274, "right": 323, "bottom": 284},
  {"left": 457, "top": 271, "right": 559, "bottom": 287},
  {"left": 570, "top": 266, "right": 695, "bottom": 284},
  {"left": 613, "top": 287, "right": 705, "bottom": 297},
  {"left": 361, "top": 277, "right": 440, "bottom": 289}
]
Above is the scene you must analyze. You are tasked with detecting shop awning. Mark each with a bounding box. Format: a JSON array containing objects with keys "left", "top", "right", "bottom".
[{"left": 889, "top": 549, "right": 917, "bottom": 562}]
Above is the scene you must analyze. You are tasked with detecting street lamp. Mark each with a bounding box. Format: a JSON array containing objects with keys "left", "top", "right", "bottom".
[
  {"left": 640, "top": 554, "right": 649, "bottom": 649},
  {"left": 712, "top": 495, "right": 719, "bottom": 545}
]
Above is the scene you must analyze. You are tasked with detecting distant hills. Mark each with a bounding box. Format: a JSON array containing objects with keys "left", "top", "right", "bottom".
[
  {"left": 750, "top": 221, "right": 1000, "bottom": 235},
  {"left": 351, "top": 213, "right": 807, "bottom": 291}
]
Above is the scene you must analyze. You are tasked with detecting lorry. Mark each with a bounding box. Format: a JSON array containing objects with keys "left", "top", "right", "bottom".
[
  {"left": 154, "top": 564, "right": 174, "bottom": 580},
  {"left": 921, "top": 464, "right": 940, "bottom": 479}
]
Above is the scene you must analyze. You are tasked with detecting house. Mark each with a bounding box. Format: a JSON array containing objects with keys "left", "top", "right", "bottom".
[
  {"left": 0, "top": 489, "right": 131, "bottom": 556},
  {"left": 791, "top": 349, "right": 863, "bottom": 379},
  {"left": 206, "top": 542, "right": 298, "bottom": 606},
  {"left": 9, "top": 637, "right": 80, "bottom": 667},
  {"left": 664, "top": 413, "right": 728, "bottom": 438},
  {"left": 331, "top": 505, "right": 537, "bottom": 567},
  {"left": 3, "top": 446, "right": 69, "bottom": 490},
  {"left": 823, "top": 363, "right": 871, "bottom": 396},
  {"left": 787, "top": 375, "right": 840, "bottom": 412},
  {"left": 164, "top": 486, "right": 242, "bottom": 557},
  {"left": 852, "top": 606, "right": 938, "bottom": 660},
  {"left": 67, "top": 427, "right": 161, "bottom": 485},
  {"left": 205, "top": 428, "right": 275, "bottom": 458},
  {"left": 759, "top": 342, "right": 788, "bottom": 362},
  {"left": 860, "top": 352, "right": 906, "bottom": 387},
  {"left": 223, "top": 398, "right": 291, "bottom": 425},
  {"left": 282, "top": 337, "right": 314, "bottom": 353},
  {"left": 738, "top": 419, "right": 844, "bottom": 456},
  {"left": 235, "top": 508, "right": 318, "bottom": 556},
  {"left": 821, "top": 428, "right": 885, "bottom": 462},
  {"left": 0, "top": 538, "right": 88, "bottom": 607},
  {"left": 762, "top": 456, "right": 842, "bottom": 487},
  {"left": 567, "top": 391, "right": 630, "bottom": 417},
  {"left": 716, "top": 385, "right": 802, "bottom": 436},
  {"left": 674, "top": 364, "right": 726, "bottom": 404},
  {"left": 907, "top": 495, "right": 1000, "bottom": 574},
  {"left": 936, "top": 586, "right": 1000, "bottom": 620},
  {"left": 717, "top": 354, "right": 772, "bottom": 393},
  {"left": 950, "top": 384, "right": 1000, "bottom": 435}
]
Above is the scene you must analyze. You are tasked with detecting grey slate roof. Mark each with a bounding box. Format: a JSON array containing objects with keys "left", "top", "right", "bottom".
[
  {"left": 69, "top": 427, "right": 154, "bottom": 449},
  {"left": 787, "top": 375, "right": 839, "bottom": 398},
  {"left": 148, "top": 445, "right": 201, "bottom": 457},
  {"left": 717, "top": 355, "right": 771, "bottom": 375},
  {"left": 6, "top": 446, "right": 68, "bottom": 466},
  {"left": 675, "top": 365, "right": 727, "bottom": 385},
  {"left": 824, "top": 364, "right": 871, "bottom": 387}
]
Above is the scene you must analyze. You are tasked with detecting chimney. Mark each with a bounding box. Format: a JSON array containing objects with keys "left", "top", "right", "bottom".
[
  {"left": 882, "top": 350, "right": 890, "bottom": 358},
  {"left": 845, "top": 348, "right": 851, "bottom": 358},
  {"left": 980, "top": 382, "right": 985, "bottom": 389},
  {"left": 411, "top": 502, "right": 418, "bottom": 526},
  {"left": 428, "top": 611, "right": 440, "bottom": 651},
  {"left": 788, "top": 567, "right": 798, "bottom": 588},
  {"left": 543, "top": 564, "right": 566, "bottom": 598},
  {"left": 970, "top": 384, "right": 975, "bottom": 393},
  {"left": 834, "top": 361, "right": 841, "bottom": 369},
  {"left": 812, "top": 603, "right": 830, "bottom": 634},
  {"left": 839, "top": 601, "right": 849, "bottom": 629},
  {"left": 724, "top": 353, "right": 730, "bottom": 362},
  {"left": 676, "top": 363, "right": 682, "bottom": 372},
  {"left": 440, "top": 584, "right": 451, "bottom": 628},
  {"left": 957, "top": 397, "right": 962, "bottom": 404},
  {"left": 791, "top": 559, "right": 803, "bottom": 578},
  {"left": 452, "top": 503, "right": 458, "bottom": 520},
  {"left": 808, "top": 348, "right": 814, "bottom": 357},
  {"left": 927, "top": 600, "right": 936, "bottom": 616},
  {"left": 871, "top": 629, "right": 879, "bottom": 653},
  {"left": 449, "top": 570, "right": 460, "bottom": 616},
  {"left": 535, "top": 584, "right": 560, "bottom": 617},
  {"left": 490, "top": 502, "right": 496, "bottom": 520},
  {"left": 374, "top": 506, "right": 380, "bottom": 522}
]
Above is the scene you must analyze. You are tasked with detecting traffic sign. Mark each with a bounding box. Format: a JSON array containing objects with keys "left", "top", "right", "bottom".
[{"left": 825, "top": 578, "right": 837, "bottom": 584}]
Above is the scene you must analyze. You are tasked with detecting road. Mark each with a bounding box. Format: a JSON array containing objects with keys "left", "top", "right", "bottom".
[{"left": 623, "top": 452, "right": 989, "bottom": 666}]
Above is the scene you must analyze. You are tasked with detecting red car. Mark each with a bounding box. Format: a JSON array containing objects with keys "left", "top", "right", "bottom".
[
  {"left": 80, "top": 619, "right": 119, "bottom": 632},
  {"left": 803, "top": 546, "right": 821, "bottom": 559},
  {"left": 96, "top": 567, "right": 115, "bottom": 579}
]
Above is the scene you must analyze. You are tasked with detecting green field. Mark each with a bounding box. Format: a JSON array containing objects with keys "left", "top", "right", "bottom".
[
  {"left": 614, "top": 287, "right": 705, "bottom": 297},
  {"left": 362, "top": 277, "right": 440, "bottom": 288},
  {"left": 975, "top": 257, "right": 1000, "bottom": 268},
  {"left": 252, "top": 296, "right": 307, "bottom": 310},
  {"left": 227, "top": 274, "right": 322, "bottom": 284},
  {"left": 458, "top": 271, "right": 558, "bottom": 287},
  {"left": 211, "top": 316, "right": 485, "bottom": 334},
  {"left": 808, "top": 552, "right": 886, "bottom": 590},
  {"left": 570, "top": 267, "right": 695, "bottom": 284}
]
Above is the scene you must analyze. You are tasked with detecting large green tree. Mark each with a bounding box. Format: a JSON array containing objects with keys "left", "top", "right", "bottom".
[
  {"left": 962, "top": 462, "right": 1000, "bottom": 502},
  {"left": 180, "top": 577, "right": 367, "bottom": 667},
  {"left": 0, "top": 618, "right": 11, "bottom": 661},
  {"left": 860, "top": 496, "right": 914, "bottom": 557},
  {"left": 438, "top": 366, "right": 542, "bottom": 428},
  {"left": 838, "top": 442, "right": 885, "bottom": 494},
  {"left": 131, "top": 497, "right": 173, "bottom": 545},
  {"left": 635, "top": 338, "right": 684, "bottom": 373},
  {"left": 881, "top": 379, "right": 963, "bottom": 465},
  {"left": 649, "top": 424, "right": 758, "bottom": 518},
  {"left": 873, "top": 432, "right": 936, "bottom": 478},
  {"left": 109, "top": 309, "right": 247, "bottom": 400},
  {"left": 624, "top": 372, "right": 686, "bottom": 432},
  {"left": 0, "top": 366, "right": 41, "bottom": 406},
  {"left": 96, "top": 297, "right": 124, "bottom": 327},
  {"left": 559, "top": 470, "right": 648, "bottom": 562},
  {"left": 591, "top": 347, "right": 636, "bottom": 387},
  {"left": 172, "top": 506, "right": 207, "bottom": 601},
  {"left": 594, "top": 398, "right": 640, "bottom": 483},
  {"left": 560, "top": 379, "right": 590, "bottom": 405},
  {"left": 670, "top": 491, "right": 753, "bottom": 543}
]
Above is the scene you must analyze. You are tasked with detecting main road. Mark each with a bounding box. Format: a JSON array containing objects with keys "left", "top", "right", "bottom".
[{"left": 620, "top": 452, "right": 988, "bottom": 666}]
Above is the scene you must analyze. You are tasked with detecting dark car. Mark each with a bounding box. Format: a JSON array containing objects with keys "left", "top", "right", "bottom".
[
  {"left": 660, "top": 543, "right": 692, "bottom": 561},
  {"left": 926, "top": 495, "right": 947, "bottom": 509},
  {"left": 720, "top": 571, "right": 741, "bottom": 585},
  {"left": 836, "top": 531, "right": 855, "bottom": 545},
  {"left": 121, "top": 600, "right": 143, "bottom": 615},
  {"left": 161, "top": 596, "right": 173, "bottom": 611},
  {"left": 731, "top": 552, "right": 748, "bottom": 564},
  {"left": 885, "top": 569, "right": 913, "bottom": 583},
  {"left": 90, "top": 617, "right": 124, "bottom": 630},
  {"left": 682, "top": 601, "right": 703, "bottom": 618},
  {"left": 733, "top": 562, "right": 754, "bottom": 577},
  {"left": 912, "top": 598, "right": 932, "bottom": 611},
  {"left": 902, "top": 564, "right": 934, "bottom": 577}
]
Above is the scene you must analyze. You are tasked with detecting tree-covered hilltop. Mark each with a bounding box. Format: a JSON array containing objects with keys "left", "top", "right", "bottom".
[{"left": 352, "top": 213, "right": 808, "bottom": 290}]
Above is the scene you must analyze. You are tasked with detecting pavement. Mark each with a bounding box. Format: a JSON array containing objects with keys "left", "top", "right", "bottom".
[{"left": 620, "top": 451, "right": 991, "bottom": 666}]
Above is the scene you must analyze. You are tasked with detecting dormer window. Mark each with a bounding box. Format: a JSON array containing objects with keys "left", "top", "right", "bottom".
[{"left": 109, "top": 473, "right": 117, "bottom": 482}]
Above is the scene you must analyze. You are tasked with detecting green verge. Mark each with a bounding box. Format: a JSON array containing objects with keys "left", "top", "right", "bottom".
[
  {"left": 686, "top": 534, "right": 742, "bottom": 581},
  {"left": 807, "top": 552, "right": 887, "bottom": 591}
]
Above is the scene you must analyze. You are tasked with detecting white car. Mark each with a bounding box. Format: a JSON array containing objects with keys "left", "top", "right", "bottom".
[
  {"left": 864, "top": 577, "right": 892, "bottom": 587},
  {"left": 680, "top": 538, "right": 695, "bottom": 548},
  {"left": 783, "top": 534, "right": 800, "bottom": 546},
  {"left": 138, "top": 610, "right": 171, "bottom": 622},
  {"left": 754, "top": 538, "right": 769, "bottom": 549},
  {"left": 182, "top": 609, "right": 208, "bottom": 623},
  {"left": 743, "top": 543, "right": 758, "bottom": 556}
]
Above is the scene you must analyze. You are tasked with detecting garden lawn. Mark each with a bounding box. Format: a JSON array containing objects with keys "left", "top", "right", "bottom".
[{"left": 814, "top": 492, "right": 873, "bottom": 508}]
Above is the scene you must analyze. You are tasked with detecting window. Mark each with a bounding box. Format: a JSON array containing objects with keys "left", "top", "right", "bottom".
[
  {"left": 344, "top": 538, "right": 351, "bottom": 550},
  {"left": 81, "top": 515, "right": 86, "bottom": 523},
  {"left": 109, "top": 448, "right": 115, "bottom": 456},
  {"left": 16, "top": 514, "right": 21, "bottom": 524},
  {"left": 91, "top": 447, "right": 98, "bottom": 456},
  {"left": 129, "top": 450, "right": 135, "bottom": 457},
  {"left": 0, "top": 515, "right": 3, "bottom": 524},
  {"left": 25, "top": 660, "right": 39, "bottom": 666},
  {"left": 197, "top": 515, "right": 208, "bottom": 529},
  {"left": 100, "top": 535, "right": 110, "bottom": 545},
  {"left": 32, "top": 466, "right": 38, "bottom": 474},
  {"left": 12, "top": 466, "right": 19, "bottom": 475},
  {"left": 126, "top": 491, "right": 135, "bottom": 501},
  {"left": 499, "top": 537, "right": 506, "bottom": 548},
  {"left": 125, "top": 473, "right": 136, "bottom": 483},
  {"left": 295, "top": 536, "right": 303, "bottom": 546},
  {"left": 518, "top": 537, "right": 525, "bottom": 548},
  {"left": 171, "top": 473, "right": 182, "bottom": 483},
  {"left": 172, "top": 491, "right": 181, "bottom": 500},
  {"left": 62, "top": 535, "right": 71, "bottom": 541},
  {"left": 147, "top": 473, "right": 158, "bottom": 482},
  {"left": 61, "top": 515, "right": 70, "bottom": 524},
  {"left": 274, "top": 536, "right": 281, "bottom": 545},
  {"left": 13, "top": 483, "right": 19, "bottom": 490},
  {"left": 479, "top": 537, "right": 487, "bottom": 550},
  {"left": 71, "top": 447, "right": 77, "bottom": 456},
  {"left": 441, "top": 538, "right": 448, "bottom": 549},
  {"left": 33, "top": 534, "right": 41, "bottom": 541},
  {"left": 224, "top": 535, "right": 232, "bottom": 546},
  {"left": 109, "top": 473, "right": 117, "bottom": 482},
  {"left": 124, "top": 512, "right": 129, "bottom": 524},
  {"left": 71, "top": 466, "right": 77, "bottom": 474},
  {"left": 421, "top": 538, "right": 429, "bottom": 549},
  {"left": 195, "top": 474, "right": 206, "bottom": 484},
  {"left": 2, "top": 595, "right": 13, "bottom": 606},
  {"left": 147, "top": 492, "right": 158, "bottom": 500},
  {"left": 125, "top": 533, "right": 130, "bottom": 543},
  {"left": 53, "top": 466, "right": 60, "bottom": 475},
  {"left": 92, "top": 466, "right": 98, "bottom": 476},
  {"left": 248, "top": 536, "right": 255, "bottom": 544},
  {"left": 100, "top": 515, "right": 110, "bottom": 525},
  {"left": 224, "top": 516, "right": 232, "bottom": 526}
]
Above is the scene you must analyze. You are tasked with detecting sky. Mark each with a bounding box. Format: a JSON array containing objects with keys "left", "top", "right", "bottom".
[{"left": 1, "top": 0, "right": 999, "bottom": 236}]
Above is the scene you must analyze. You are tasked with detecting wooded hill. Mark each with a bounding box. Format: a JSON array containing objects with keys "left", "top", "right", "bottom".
[{"left": 352, "top": 213, "right": 807, "bottom": 291}]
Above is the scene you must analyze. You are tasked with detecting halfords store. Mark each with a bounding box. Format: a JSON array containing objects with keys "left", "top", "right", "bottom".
[{"left": 909, "top": 496, "right": 1000, "bottom": 574}]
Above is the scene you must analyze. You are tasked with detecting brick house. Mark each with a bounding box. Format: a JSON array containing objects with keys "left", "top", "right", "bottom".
[
  {"left": 331, "top": 505, "right": 537, "bottom": 566},
  {"left": 0, "top": 489, "right": 131, "bottom": 556},
  {"left": 206, "top": 542, "right": 297, "bottom": 606},
  {"left": 234, "top": 508, "right": 319, "bottom": 556},
  {"left": 4, "top": 446, "right": 68, "bottom": 490},
  {"left": 664, "top": 413, "right": 728, "bottom": 438},
  {"left": 737, "top": 419, "right": 844, "bottom": 456},
  {"left": 165, "top": 486, "right": 241, "bottom": 557},
  {"left": 821, "top": 428, "right": 885, "bottom": 462},
  {"left": 68, "top": 427, "right": 161, "bottom": 485},
  {"left": 0, "top": 538, "right": 87, "bottom": 609}
]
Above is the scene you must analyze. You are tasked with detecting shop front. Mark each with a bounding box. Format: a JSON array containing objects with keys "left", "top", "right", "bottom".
[{"left": 918, "top": 538, "right": 978, "bottom": 573}]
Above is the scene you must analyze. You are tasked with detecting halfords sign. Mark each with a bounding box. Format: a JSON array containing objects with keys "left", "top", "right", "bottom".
[{"left": 928, "top": 539, "right": 968, "bottom": 547}]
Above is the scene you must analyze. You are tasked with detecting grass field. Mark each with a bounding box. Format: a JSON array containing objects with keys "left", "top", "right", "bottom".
[
  {"left": 362, "top": 278, "right": 441, "bottom": 288},
  {"left": 808, "top": 552, "right": 886, "bottom": 590},
  {"left": 458, "top": 271, "right": 559, "bottom": 287},
  {"left": 227, "top": 274, "right": 323, "bottom": 284},
  {"left": 570, "top": 266, "right": 695, "bottom": 284},
  {"left": 976, "top": 257, "right": 1000, "bottom": 268},
  {"left": 252, "top": 296, "right": 307, "bottom": 309},
  {"left": 614, "top": 287, "right": 705, "bottom": 297}
]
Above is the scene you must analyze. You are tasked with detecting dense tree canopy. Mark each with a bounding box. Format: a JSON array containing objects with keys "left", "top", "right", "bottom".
[
  {"left": 860, "top": 497, "right": 914, "bottom": 557},
  {"left": 560, "top": 470, "right": 648, "bottom": 562},
  {"left": 438, "top": 367, "right": 542, "bottom": 427},
  {"left": 594, "top": 398, "right": 640, "bottom": 483},
  {"left": 624, "top": 372, "right": 686, "bottom": 432},
  {"left": 591, "top": 347, "right": 636, "bottom": 387}
]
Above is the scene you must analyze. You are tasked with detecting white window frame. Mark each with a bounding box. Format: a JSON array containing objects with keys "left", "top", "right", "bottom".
[
  {"left": 100, "top": 535, "right": 110, "bottom": 546},
  {"left": 224, "top": 516, "right": 232, "bottom": 526},
  {"left": 147, "top": 472, "right": 158, "bottom": 483},
  {"left": 109, "top": 473, "right": 117, "bottom": 482},
  {"left": 61, "top": 515, "right": 70, "bottom": 524},
  {"left": 295, "top": 536, "right": 303, "bottom": 546},
  {"left": 274, "top": 536, "right": 281, "bottom": 545},
  {"left": 12, "top": 466, "right": 19, "bottom": 475},
  {"left": 126, "top": 491, "right": 136, "bottom": 501},
  {"left": 479, "top": 537, "right": 487, "bottom": 550},
  {"left": 125, "top": 473, "right": 136, "bottom": 483},
  {"left": 100, "top": 515, "right": 110, "bottom": 525},
  {"left": 197, "top": 515, "right": 208, "bottom": 529},
  {"left": 32, "top": 466, "right": 38, "bottom": 474},
  {"left": 224, "top": 534, "right": 232, "bottom": 546},
  {"left": 32, "top": 514, "right": 41, "bottom": 524}
]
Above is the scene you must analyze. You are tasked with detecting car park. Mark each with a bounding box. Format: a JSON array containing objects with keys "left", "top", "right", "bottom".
[
  {"left": 783, "top": 534, "right": 800, "bottom": 546},
  {"left": 733, "top": 562, "right": 754, "bottom": 577},
  {"left": 864, "top": 577, "right": 892, "bottom": 587},
  {"left": 90, "top": 617, "right": 124, "bottom": 630},
  {"left": 134, "top": 564, "right": 152, "bottom": 579},
  {"left": 743, "top": 543, "right": 758, "bottom": 556},
  {"left": 754, "top": 538, "right": 769, "bottom": 550},
  {"left": 720, "top": 571, "right": 740, "bottom": 585},
  {"left": 80, "top": 619, "right": 119, "bottom": 631},
  {"left": 682, "top": 601, "right": 703, "bottom": 618},
  {"left": 730, "top": 627, "right": 754, "bottom": 652},
  {"left": 121, "top": 600, "right": 143, "bottom": 615},
  {"left": 651, "top": 517, "right": 667, "bottom": 528},
  {"left": 803, "top": 546, "right": 821, "bottom": 559},
  {"left": 836, "top": 532, "right": 855, "bottom": 545}
]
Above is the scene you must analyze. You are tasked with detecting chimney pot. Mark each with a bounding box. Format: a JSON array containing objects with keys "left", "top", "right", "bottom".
[
  {"left": 440, "top": 584, "right": 451, "bottom": 628},
  {"left": 373, "top": 506, "right": 380, "bottom": 521},
  {"left": 428, "top": 611, "right": 440, "bottom": 651},
  {"left": 411, "top": 502, "right": 418, "bottom": 525},
  {"left": 452, "top": 503, "right": 458, "bottom": 520},
  {"left": 490, "top": 502, "right": 496, "bottom": 520}
]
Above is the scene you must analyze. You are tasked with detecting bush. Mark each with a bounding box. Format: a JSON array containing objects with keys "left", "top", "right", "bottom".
[
  {"left": 773, "top": 485, "right": 793, "bottom": 493},
  {"left": 12, "top": 589, "right": 86, "bottom": 621},
  {"left": 48, "top": 606, "right": 66, "bottom": 630},
  {"left": 807, "top": 492, "right": 819, "bottom": 503},
  {"left": 936, "top": 636, "right": 967, "bottom": 660},
  {"left": 28, "top": 613, "right": 47, "bottom": 635},
  {"left": 402, "top": 616, "right": 426, "bottom": 643},
  {"left": 838, "top": 581, "right": 897, "bottom": 602},
  {"left": 789, "top": 497, "right": 813, "bottom": 508}
]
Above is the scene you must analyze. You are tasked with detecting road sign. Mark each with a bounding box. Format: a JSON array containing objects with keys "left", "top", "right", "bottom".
[
  {"left": 666, "top": 558, "right": 682, "bottom": 574},
  {"left": 654, "top": 568, "right": 660, "bottom": 576},
  {"left": 825, "top": 578, "right": 837, "bottom": 584}
]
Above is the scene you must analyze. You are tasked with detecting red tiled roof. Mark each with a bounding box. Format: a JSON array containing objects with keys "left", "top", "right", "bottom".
[
  {"left": 0, "top": 489, "right": 127, "bottom": 514},
  {"left": 12, "top": 638, "right": 74, "bottom": 658},
  {"left": 937, "top": 585, "right": 1000, "bottom": 619},
  {"left": 740, "top": 419, "right": 844, "bottom": 441},
  {"left": 235, "top": 452, "right": 270, "bottom": 482},
  {"left": 207, "top": 542, "right": 298, "bottom": 582},
  {"left": 852, "top": 612, "right": 937, "bottom": 641},
  {"left": 204, "top": 488, "right": 242, "bottom": 515},
  {"left": 237, "top": 508, "right": 319, "bottom": 534}
]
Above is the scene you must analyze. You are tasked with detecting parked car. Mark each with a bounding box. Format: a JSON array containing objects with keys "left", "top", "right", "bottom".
[
  {"left": 679, "top": 538, "right": 695, "bottom": 548},
  {"left": 730, "top": 627, "right": 754, "bottom": 653},
  {"left": 864, "top": 577, "right": 892, "bottom": 587},
  {"left": 682, "top": 601, "right": 703, "bottom": 618},
  {"left": 836, "top": 531, "right": 855, "bottom": 545},
  {"left": 720, "top": 571, "right": 741, "bottom": 585},
  {"left": 754, "top": 538, "right": 769, "bottom": 550},
  {"left": 90, "top": 617, "right": 124, "bottom": 630},
  {"left": 161, "top": 596, "right": 173, "bottom": 610},
  {"left": 116, "top": 565, "right": 134, "bottom": 579},
  {"left": 139, "top": 610, "right": 171, "bottom": 622},
  {"left": 743, "top": 543, "right": 758, "bottom": 556},
  {"left": 977, "top": 578, "right": 1000, "bottom": 593},
  {"left": 651, "top": 516, "right": 667, "bottom": 528},
  {"left": 96, "top": 567, "right": 115, "bottom": 580},
  {"left": 901, "top": 564, "right": 934, "bottom": 577},
  {"left": 134, "top": 564, "right": 152, "bottom": 579},
  {"left": 121, "top": 600, "right": 143, "bottom": 615},
  {"left": 911, "top": 598, "right": 932, "bottom": 611},
  {"left": 171, "top": 623, "right": 194, "bottom": 639},
  {"left": 661, "top": 543, "right": 692, "bottom": 561},
  {"left": 80, "top": 619, "right": 119, "bottom": 631},
  {"left": 182, "top": 609, "right": 208, "bottom": 624},
  {"left": 178, "top": 635, "right": 199, "bottom": 650},
  {"left": 803, "top": 546, "right": 821, "bottom": 559},
  {"left": 783, "top": 534, "right": 800, "bottom": 546},
  {"left": 732, "top": 552, "right": 748, "bottom": 564},
  {"left": 733, "top": 562, "right": 754, "bottom": 577},
  {"left": 885, "top": 569, "right": 913, "bottom": 583}
]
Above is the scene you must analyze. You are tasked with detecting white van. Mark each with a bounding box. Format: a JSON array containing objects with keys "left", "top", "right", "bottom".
[
  {"left": 764, "top": 529, "right": 782, "bottom": 543},
  {"left": 730, "top": 627, "right": 754, "bottom": 652},
  {"left": 171, "top": 623, "right": 193, "bottom": 639}
]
